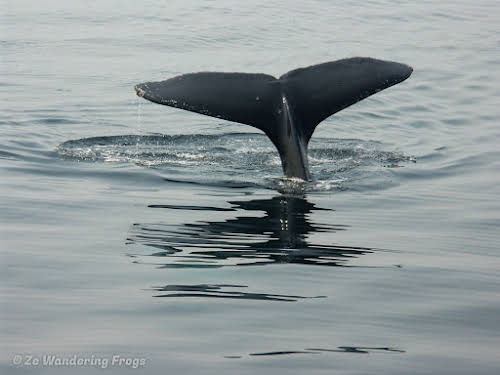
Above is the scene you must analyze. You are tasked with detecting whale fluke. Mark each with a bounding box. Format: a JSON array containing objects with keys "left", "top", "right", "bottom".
[{"left": 135, "top": 57, "right": 413, "bottom": 180}]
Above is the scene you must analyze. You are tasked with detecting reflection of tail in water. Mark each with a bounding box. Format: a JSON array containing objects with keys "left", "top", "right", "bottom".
[{"left": 127, "top": 195, "right": 374, "bottom": 267}]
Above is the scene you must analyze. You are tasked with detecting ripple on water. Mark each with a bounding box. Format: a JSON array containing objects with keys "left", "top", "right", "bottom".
[{"left": 150, "top": 284, "right": 325, "bottom": 302}]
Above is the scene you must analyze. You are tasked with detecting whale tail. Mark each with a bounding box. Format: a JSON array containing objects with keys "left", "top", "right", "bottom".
[{"left": 135, "top": 57, "right": 413, "bottom": 179}]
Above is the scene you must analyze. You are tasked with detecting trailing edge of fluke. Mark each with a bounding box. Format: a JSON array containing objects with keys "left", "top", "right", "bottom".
[{"left": 135, "top": 57, "right": 413, "bottom": 180}]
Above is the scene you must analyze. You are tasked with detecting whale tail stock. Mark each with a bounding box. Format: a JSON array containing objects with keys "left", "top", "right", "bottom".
[{"left": 135, "top": 57, "right": 413, "bottom": 180}]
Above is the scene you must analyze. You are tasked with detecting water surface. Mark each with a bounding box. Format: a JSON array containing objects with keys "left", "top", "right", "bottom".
[{"left": 1, "top": 1, "right": 500, "bottom": 374}]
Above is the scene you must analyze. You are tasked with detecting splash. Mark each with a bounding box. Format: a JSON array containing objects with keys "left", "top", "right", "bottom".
[{"left": 56, "top": 133, "right": 414, "bottom": 192}]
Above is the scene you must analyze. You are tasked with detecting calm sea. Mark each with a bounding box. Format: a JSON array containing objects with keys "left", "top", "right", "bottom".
[{"left": 1, "top": 1, "right": 499, "bottom": 374}]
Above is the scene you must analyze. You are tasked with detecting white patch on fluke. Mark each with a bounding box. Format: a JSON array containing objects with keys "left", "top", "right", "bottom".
[{"left": 134, "top": 86, "right": 145, "bottom": 97}]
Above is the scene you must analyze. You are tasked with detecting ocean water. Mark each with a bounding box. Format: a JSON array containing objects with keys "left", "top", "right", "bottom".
[{"left": 1, "top": 0, "right": 499, "bottom": 374}]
